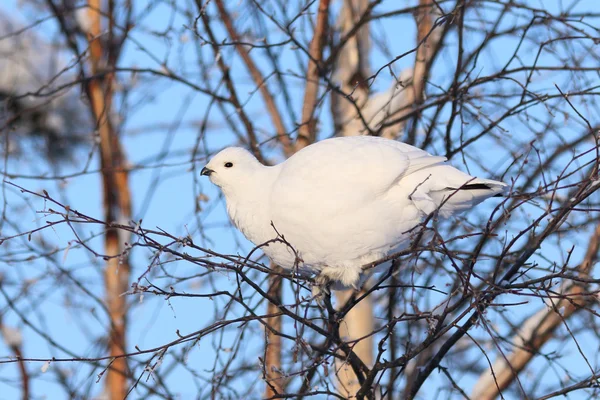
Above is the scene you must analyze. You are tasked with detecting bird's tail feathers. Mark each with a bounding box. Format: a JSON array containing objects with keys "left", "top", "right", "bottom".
[{"left": 447, "top": 178, "right": 508, "bottom": 197}]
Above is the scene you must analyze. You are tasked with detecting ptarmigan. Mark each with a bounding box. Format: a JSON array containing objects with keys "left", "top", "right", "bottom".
[{"left": 201, "top": 136, "right": 506, "bottom": 289}]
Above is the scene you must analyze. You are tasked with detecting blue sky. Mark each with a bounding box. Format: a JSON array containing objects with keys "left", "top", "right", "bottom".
[{"left": 1, "top": 0, "right": 599, "bottom": 398}]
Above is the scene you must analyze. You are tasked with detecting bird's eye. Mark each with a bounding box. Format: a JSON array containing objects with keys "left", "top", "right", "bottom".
[{"left": 224, "top": 162, "right": 233, "bottom": 168}]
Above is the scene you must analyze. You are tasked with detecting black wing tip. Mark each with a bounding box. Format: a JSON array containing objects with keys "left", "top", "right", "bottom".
[
  {"left": 447, "top": 183, "right": 496, "bottom": 191},
  {"left": 447, "top": 183, "right": 507, "bottom": 197}
]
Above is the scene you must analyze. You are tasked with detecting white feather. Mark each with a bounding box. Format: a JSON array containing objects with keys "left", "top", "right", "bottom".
[{"left": 203, "top": 136, "right": 506, "bottom": 288}]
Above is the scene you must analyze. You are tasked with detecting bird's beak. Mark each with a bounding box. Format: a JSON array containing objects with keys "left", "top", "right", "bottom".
[{"left": 201, "top": 166, "right": 214, "bottom": 176}]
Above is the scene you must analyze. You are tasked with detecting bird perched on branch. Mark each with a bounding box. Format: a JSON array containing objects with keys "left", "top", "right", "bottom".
[{"left": 201, "top": 136, "right": 506, "bottom": 291}]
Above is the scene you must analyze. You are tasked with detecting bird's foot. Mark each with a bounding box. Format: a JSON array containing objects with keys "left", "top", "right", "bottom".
[{"left": 312, "top": 274, "right": 333, "bottom": 308}]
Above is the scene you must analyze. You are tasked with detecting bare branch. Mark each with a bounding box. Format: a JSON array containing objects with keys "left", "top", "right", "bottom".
[
  {"left": 473, "top": 221, "right": 600, "bottom": 399},
  {"left": 214, "top": 0, "right": 293, "bottom": 157},
  {"left": 297, "top": 0, "right": 331, "bottom": 150},
  {"left": 85, "top": 1, "right": 132, "bottom": 398}
]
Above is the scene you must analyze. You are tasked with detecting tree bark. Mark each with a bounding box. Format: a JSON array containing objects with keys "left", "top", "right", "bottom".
[
  {"left": 335, "top": 289, "right": 373, "bottom": 397},
  {"left": 297, "top": 0, "right": 331, "bottom": 150},
  {"left": 264, "top": 270, "right": 283, "bottom": 397},
  {"left": 87, "top": 2, "right": 132, "bottom": 398}
]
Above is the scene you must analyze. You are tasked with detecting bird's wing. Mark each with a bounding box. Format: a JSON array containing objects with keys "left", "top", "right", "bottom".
[
  {"left": 265, "top": 137, "right": 450, "bottom": 267},
  {"left": 269, "top": 138, "right": 445, "bottom": 248},
  {"left": 274, "top": 136, "right": 445, "bottom": 204}
]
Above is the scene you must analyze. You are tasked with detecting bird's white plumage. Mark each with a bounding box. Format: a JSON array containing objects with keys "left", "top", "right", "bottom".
[{"left": 203, "top": 136, "right": 506, "bottom": 289}]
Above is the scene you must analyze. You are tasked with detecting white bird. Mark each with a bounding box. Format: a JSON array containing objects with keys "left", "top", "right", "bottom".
[{"left": 201, "top": 136, "right": 506, "bottom": 290}]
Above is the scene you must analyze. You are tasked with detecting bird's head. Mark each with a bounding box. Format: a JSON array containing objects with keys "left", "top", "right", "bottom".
[{"left": 201, "top": 147, "right": 263, "bottom": 192}]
